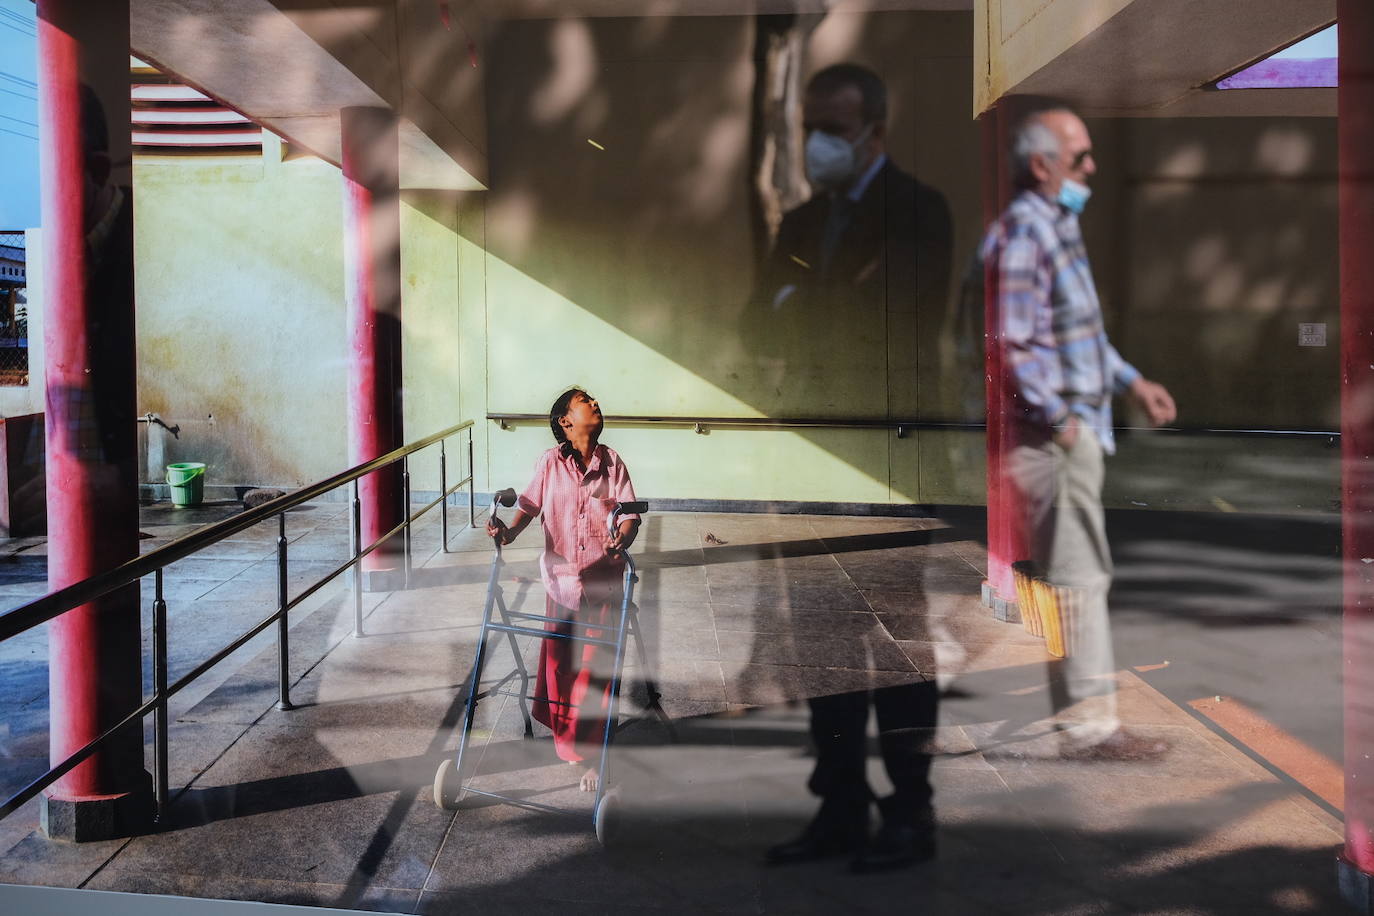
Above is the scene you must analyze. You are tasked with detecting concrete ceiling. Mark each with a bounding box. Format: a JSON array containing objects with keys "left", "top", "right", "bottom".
[
  {"left": 978, "top": 0, "right": 1336, "bottom": 116},
  {"left": 128, "top": 0, "right": 1335, "bottom": 197},
  {"left": 131, "top": 0, "right": 486, "bottom": 189},
  {"left": 128, "top": 0, "right": 974, "bottom": 188}
]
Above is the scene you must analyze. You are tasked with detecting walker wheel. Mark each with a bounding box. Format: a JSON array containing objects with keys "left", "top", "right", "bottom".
[
  {"left": 594, "top": 787, "right": 621, "bottom": 847},
  {"left": 433, "top": 758, "right": 458, "bottom": 810}
]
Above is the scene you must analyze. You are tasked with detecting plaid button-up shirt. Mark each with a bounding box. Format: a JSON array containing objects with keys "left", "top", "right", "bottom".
[{"left": 981, "top": 190, "right": 1139, "bottom": 454}]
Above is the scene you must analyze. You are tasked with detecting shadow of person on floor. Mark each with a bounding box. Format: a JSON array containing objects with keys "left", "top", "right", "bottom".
[
  {"left": 768, "top": 678, "right": 940, "bottom": 874},
  {"left": 760, "top": 583, "right": 942, "bottom": 875}
]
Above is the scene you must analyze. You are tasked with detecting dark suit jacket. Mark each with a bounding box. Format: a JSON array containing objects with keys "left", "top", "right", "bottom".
[{"left": 747, "top": 159, "right": 953, "bottom": 411}]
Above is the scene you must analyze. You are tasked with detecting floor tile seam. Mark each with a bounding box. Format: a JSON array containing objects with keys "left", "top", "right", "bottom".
[
  {"left": 156, "top": 589, "right": 355, "bottom": 724},
  {"left": 1269, "top": 790, "right": 1346, "bottom": 838},
  {"left": 695, "top": 577, "right": 723, "bottom": 652},
  {"left": 1170, "top": 709, "right": 1345, "bottom": 806},
  {"left": 264, "top": 679, "right": 477, "bottom": 712},
  {"left": 408, "top": 529, "right": 452, "bottom": 573},
  {"left": 708, "top": 609, "right": 881, "bottom": 630},
  {"left": 873, "top": 608, "right": 1003, "bottom": 622},
  {"left": 709, "top": 624, "right": 882, "bottom": 639},
  {"left": 1108, "top": 670, "right": 1327, "bottom": 784},
  {"left": 204, "top": 588, "right": 396, "bottom": 727},
  {"left": 291, "top": 586, "right": 399, "bottom": 686},
  {"left": 425, "top": 686, "right": 517, "bottom": 891},
  {"left": 944, "top": 541, "right": 989, "bottom": 577},
  {"left": 714, "top": 645, "right": 917, "bottom": 667},
  {"left": 79, "top": 712, "right": 269, "bottom": 888},
  {"left": 702, "top": 574, "right": 723, "bottom": 632},
  {"left": 419, "top": 807, "right": 461, "bottom": 902},
  {"left": 409, "top": 605, "right": 514, "bottom": 902},
  {"left": 94, "top": 869, "right": 428, "bottom": 897},
  {"left": 696, "top": 603, "right": 874, "bottom": 616},
  {"left": 720, "top": 664, "right": 921, "bottom": 682},
  {"left": 975, "top": 722, "right": 1310, "bottom": 779},
  {"left": 890, "top": 637, "right": 938, "bottom": 676},
  {"left": 71, "top": 834, "right": 141, "bottom": 891},
  {"left": 981, "top": 761, "right": 1078, "bottom": 869},
  {"left": 975, "top": 763, "right": 1300, "bottom": 785},
  {"left": 803, "top": 520, "right": 850, "bottom": 571},
  {"left": 701, "top": 616, "right": 729, "bottom": 694}
]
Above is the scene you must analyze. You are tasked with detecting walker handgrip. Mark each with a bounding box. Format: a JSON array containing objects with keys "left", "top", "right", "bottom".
[
  {"left": 489, "top": 488, "right": 518, "bottom": 556},
  {"left": 607, "top": 501, "right": 649, "bottom": 542}
]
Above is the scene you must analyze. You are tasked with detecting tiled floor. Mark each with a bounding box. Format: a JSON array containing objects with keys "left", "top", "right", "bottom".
[{"left": 0, "top": 505, "right": 1348, "bottom": 914}]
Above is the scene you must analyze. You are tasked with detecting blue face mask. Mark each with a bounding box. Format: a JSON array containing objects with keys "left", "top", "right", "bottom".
[{"left": 1057, "top": 177, "right": 1092, "bottom": 214}]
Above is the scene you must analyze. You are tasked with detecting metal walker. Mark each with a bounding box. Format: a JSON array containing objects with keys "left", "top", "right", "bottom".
[{"left": 432, "top": 489, "right": 671, "bottom": 844}]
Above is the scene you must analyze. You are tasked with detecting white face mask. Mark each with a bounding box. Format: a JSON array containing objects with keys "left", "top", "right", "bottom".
[{"left": 804, "top": 124, "right": 873, "bottom": 190}]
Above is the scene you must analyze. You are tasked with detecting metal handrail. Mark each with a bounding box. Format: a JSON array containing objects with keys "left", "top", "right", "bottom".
[
  {"left": 0, "top": 418, "right": 478, "bottom": 826},
  {"left": 489, "top": 412, "right": 969, "bottom": 433},
  {"left": 487, "top": 413, "right": 1340, "bottom": 440},
  {"left": 0, "top": 419, "right": 473, "bottom": 643}
]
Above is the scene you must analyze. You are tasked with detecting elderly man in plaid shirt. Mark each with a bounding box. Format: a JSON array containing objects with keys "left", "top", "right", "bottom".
[{"left": 982, "top": 103, "right": 1176, "bottom": 761}]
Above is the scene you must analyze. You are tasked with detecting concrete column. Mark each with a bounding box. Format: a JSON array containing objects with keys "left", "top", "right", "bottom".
[
  {"left": 341, "top": 107, "right": 405, "bottom": 585},
  {"left": 37, "top": 0, "right": 151, "bottom": 839},
  {"left": 1339, "top": 0, "right": 1374, "bottom": 908}
]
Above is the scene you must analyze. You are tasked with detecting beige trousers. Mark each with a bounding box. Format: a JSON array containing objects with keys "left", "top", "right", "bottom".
[{"left": 1010, "top": 431, "right": 1120, "bottom": 744}]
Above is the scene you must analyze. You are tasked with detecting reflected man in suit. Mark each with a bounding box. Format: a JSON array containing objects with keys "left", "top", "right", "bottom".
[
  {"left": 760, "top": 63, "right": 951, "bottom": 874},
  {"left": 749, "top": 63, "right": 952, "bottom": 412}
]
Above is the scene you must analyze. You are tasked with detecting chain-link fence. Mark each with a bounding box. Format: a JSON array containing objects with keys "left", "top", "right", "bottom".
[{"left": 0, "top": 232, "right": 28, "bottom": 386}]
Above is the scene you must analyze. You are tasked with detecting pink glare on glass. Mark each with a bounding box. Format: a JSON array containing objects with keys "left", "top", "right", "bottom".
[{"left": 1217, "top": 58, "right": 1337, "bottom": 90}]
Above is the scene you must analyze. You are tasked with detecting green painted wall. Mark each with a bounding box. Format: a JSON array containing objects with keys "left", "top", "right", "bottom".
[
  {"left": 398, "top": 192, "right": 464, "bottom": 494},
  {"left": 134, "top": 141, "right": 346, "bottom": 488},
  {"left": 133, "top": 136, "right": 467, "bottom": 494}
]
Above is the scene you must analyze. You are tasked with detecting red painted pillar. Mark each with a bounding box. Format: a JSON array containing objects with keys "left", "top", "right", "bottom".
[
  {"left": 980, "top": 106, "right": 1006, "bottom": 612},
  {"left": 37, "top": 0, "right": 151, "bottom": 839},
  {"left": 1340, "top": 0, "right": 1374, "bottom": 906},
  {"left": 341, "top": 107, "right": 405, "bottom": 584},
  {"left": 981, "top": 101, "right": 1019, "bottom": 618}
]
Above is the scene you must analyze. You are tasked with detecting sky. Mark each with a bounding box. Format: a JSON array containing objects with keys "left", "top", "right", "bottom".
[
  {"left": 1274, "top": 25, "right": 1337, "bottom": 60},
  {"left": 1218, "top": 24, "right": 1338, "bottom": 90},
  {"left": 0, "top": 0, "right": 37, "bottom": 231}
]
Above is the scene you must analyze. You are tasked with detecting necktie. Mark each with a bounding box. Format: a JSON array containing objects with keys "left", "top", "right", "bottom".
[{"left": 820, "top": 195, "right": 853, "bottom": 275}]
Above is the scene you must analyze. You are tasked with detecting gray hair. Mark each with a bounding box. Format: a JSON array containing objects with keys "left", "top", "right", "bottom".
[{"left": 1010, "top": 113, "right": 1063, "bottom": 187}]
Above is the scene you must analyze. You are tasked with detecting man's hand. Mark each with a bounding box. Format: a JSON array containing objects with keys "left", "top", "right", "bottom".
[
  {"left": 1053, "top": 415, "right": 1080, "bottom": 450},
  {"left": 1128, "top": 377, "right": 1177, "bottom": 428}
]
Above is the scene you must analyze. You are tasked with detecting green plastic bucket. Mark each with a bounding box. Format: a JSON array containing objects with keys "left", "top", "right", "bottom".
[{"left": 166, "top": 462, "right": 206, "bottom": 507}]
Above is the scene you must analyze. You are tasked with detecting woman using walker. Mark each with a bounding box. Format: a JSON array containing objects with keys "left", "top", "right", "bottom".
[{"left": 486, "top": 388, "right": 641, "bottom": 793}]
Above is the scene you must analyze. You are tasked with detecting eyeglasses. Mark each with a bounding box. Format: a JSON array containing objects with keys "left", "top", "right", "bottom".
[{"left": 1067, "top": 148, "right": 1094, "bottom": 169}]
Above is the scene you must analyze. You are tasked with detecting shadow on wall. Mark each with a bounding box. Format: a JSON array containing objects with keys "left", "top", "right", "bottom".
[
  {"left": 476, "top": 12, "right": 981, "bottom": 503},
  {"left": 470, "top": 12, "right": 1338, "bottom": 506},
  {"left": 1105, "top": 117, "right": 1339, "bottom": 432}
]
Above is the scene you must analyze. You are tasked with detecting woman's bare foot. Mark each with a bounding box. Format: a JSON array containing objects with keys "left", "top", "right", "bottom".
[{"left": 580, "top": 767, "right": 598, "bottom": 793}]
